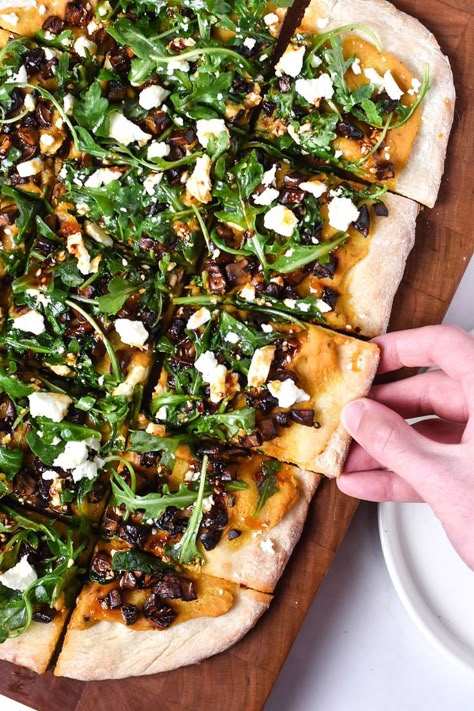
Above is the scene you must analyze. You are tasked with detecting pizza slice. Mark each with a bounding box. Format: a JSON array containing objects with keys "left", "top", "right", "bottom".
[
  {"left": 255, "top": 0, "right": 455, "bottom": 207},
  {"left": 148, "top": 304, "right": 379, "bottom": 476},
  {"left": 0, "top": 502, "right": 89, "bottom": 673},
  {"left": 99, "top": 437, "right": 321, "bottom": 593},
  {"left": 0, "top": 358, "right": 125, "bottom": 521},
  {"left": 190, "top": 147, "right": 418, "bottom": 338},
  {"left": 54, "top": 537, "right": 271, "bottom": 680}
]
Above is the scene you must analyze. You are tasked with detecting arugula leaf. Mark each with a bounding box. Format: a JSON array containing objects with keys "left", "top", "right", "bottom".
[
  {"left": 111, "top": 472, "right": 208, "bottom": 520},
  {"left": 96, "top": 277, "right": 141, "bottom": 315},
  {"left": 73, "top": 82, "right": 109, "bottom": 133},
  {"left": 191, "top": 408, "right": 255, "bottom": 439},
  {"left": 128, "top": 431, "right": 191, "bottom": 470},
  {"left": 0, "top": 447, "right": 23, "bottom": 478},
  {"left": 167, "top": 455, "right": 208, "bottom": 565},
  {"left": 111, "top": 549, "right": 169, "bottom": 574},
  {"left": 0, "top": 368, "right": 34, "bottom": 400},
  {"left": 255, "top": 459, "right": 281, "bottom": 516},
  {"left": 270, "top": 234, "right": 347, "bottom": 273}
]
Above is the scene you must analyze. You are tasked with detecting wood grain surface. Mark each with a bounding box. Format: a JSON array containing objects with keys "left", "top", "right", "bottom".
[{"left": 0, "top": 1, "right": 473, "bottom": 709}]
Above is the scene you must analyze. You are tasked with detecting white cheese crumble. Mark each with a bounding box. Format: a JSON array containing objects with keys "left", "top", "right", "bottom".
[
  {"left": 24, "top": 93, "right": 36, "bottom": 112},
  {"left": 0, "top": 12, "right": 18, "bottom": 25},
  {"left": 316, "top": 298, "right": 333, "bottom": 313},
  {"left": 143, "top": 171, "right": 163, "bottom": 196},
  {"left": 263, "top": 205, "right": 298, "bottom": 237},
  {"left": 186, "top": 155, "right": 212, "bottom": 203},
  {"left": 351, "top": 57, "right": 361, "bottom": 75},
  {"left": 196, "top": 118, "right": 230, "bottom": 149},
  {"left": 0, "top": 557, "right": 37, "bottom": 592},
  {"left": 16, "top": 157, "right": 43, "bottom": 178},
  {"left": 138, "top": 85, "right": 170, "bottom": 110},
  {"left": 28, "top": 392, "right": 72, "bottom": 422},
  {"left": 67, "top": 233, "right": 96, "bottom": 275},
  {"left": 267, "top": 379, "right": 310, "bottom": 409},
  {"left": 253, "top": 187, "right": 279, "bottom": 206},
  {"left": 73, "top": 36, "right": 97, "bottom": 58},
  {"left": 167, "top": 58, "right": 190, "bottom": 74},
  {"left": 316, "top": 17, "right": 329, "bottom": 28},
  {"left": 201, "top": 495, "right": 214, "bottom": 513},
  {"left": 224, "top": 331, "right": 240, "bottom": 344},
  {"left": 407, "top": 77, "right": 421, "bottom": 96},
  {"left": 298, "top": 179, "right": 327, "bottom": 198},
  {"left": 261, "top": 324, "right": 273, "bottom": 333},
  {"left": 295, "top": 74, "right": 334, "bottom": 103},
  {"left": 39, "top": 133, "right": 55, "bottom": 151},
  {"left": 115, "top": 319, "right": 149, "bottom": 348},
  {"left": 243, "top": 37, "right": 256, "bottom": 50},
  {"left": 109, "top": 113, "right": 151, "bottom": 146},
  {"left": 147, "top": 141, "right": 170, "bottom": 160},
  {"left": 260, "top": 538, "right": 275, "bottom": 554},
  {"left": 53, "top": 440, "right": 103, "bottom": 483},
  {"left": 195, "top": 351, "right": 228, "bottom": 403},
  {"left": 239, "top": 283, "right": 256, "bottom": 302},
  {"left": 364, "top": 67, "right": 384, "bottom": 88},
  {"left": 263, "top": 12, "right": 279, "bottom": 26},
  {"left": 275, "top": 45, "right": 306, "bottom": 78},
  {"left": 327, "top": 196, "right": 359, "bottom": 232},
  {"left": 247, "top": 346, "right": 275, "bottom": 388},
  {"left": 25, "top": 287, "right": 50, "bottom": 307},
  {"left": 262, "top": 164, "right": 277, "bottom": 187},
  {"left": 11, "top": 65, "right": 27, "bottom": 83},
  {"left": 186, "top": 307, "right": 211, "bottom": 330},
  {"left": 113, "top": 363, "right": 149, "bottom": 398},
  {"left": 383, "top": 70, "right": 404, "bottom": 101},
  {"left": 63, "top": 93, "right": 75, "bottom": 115},
  {"left": 13, "top": 310, "right": 45, "bottom": 335},
  {"left": 84, "top": 168, "right": 121, "bottom": 188}
]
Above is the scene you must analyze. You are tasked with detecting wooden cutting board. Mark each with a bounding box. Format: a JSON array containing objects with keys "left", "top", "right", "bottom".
[{"left": 0, "top": 1, "right": 472, "bottom": 708}]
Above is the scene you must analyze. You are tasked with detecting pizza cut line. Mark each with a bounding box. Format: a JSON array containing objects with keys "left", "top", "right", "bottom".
[{"left": 0, "top": 0, "right": 454, "bottom": 679}]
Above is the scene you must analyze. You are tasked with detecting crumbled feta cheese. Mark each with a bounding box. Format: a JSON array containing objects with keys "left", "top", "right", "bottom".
[
  {"left": 16, "top": 157, "right": 43, "bottom": 178},
  {"left": 143, "top": 171, "right": 163, "bottom": 196},
  {"left": 167, "top": 58, "right": 190, "bottom": 74},
  {"left": 261, "top": 324, "right": 273, "bottom": 333},
  {"left": 71, "top": 458, "right": 103, "bottom": 483},
  {"left": 53, "top": 440, "right": 89, "bottom": 470},
  {"left": 87, "top": 19, "right": 99, "bottom": 34},
  {"left": 243, "top": 37, "right": 256, "bottom": 50},
  {"left": 351, "top": 57, "right": 361, "bottom": 75},
  {"left": 25, "top": 288, "right": 51, "bottom": 307},
  {"left": 247, "top": 346, "right": 275, "bottom": 388},
  {"left": 67, "top": 233, "right": 95, "bottom": 275},
  {"left": 28, "top": 392, "right": 72, "bottom": 422},
  {"left": 11, "top": 65, "right": 27, "bottom": 83},
  {"left": 407, "top": 77, "right": 421, "bottom": 96},
  {"left": 84, "top": 168, "right": 121, "bottom": 188},
  {"left": 316, "top": 17, "right": 329, "bottom": 28},
  {"left": 115, "top": 319, "right": 149, "bottom": 348},
  {"left": 263, "top": 12, "right": 279, "bottom": 26},
  {"left": 275, "top": 45, "right": 306, "bottom": 78},
  {"left": 253, "top": 187, "right": 279, "bottom": 206},
  {"left": 295, "top": 74, "right": 334, "bottom": 103},
  {"left": 267, "top": 379, "right": 310, "bottom": 408},
  {"left": 38, "top": 3, "right": 46, "bottom": 13},
  {"left": 298, "top": 179, "right": 327, "bottom": 198},
  {"left": 195, "top": 350, "right": 218, "bottom": 379},
  {"left": 63, "top": 93, "right": 74, "bottom": 115},
  {"left": 39, "top": 133, "right": 55, "bottom": 152},
  {"left": 73, "top": 36, "right": 97, "bottom": 58},
  {"left": 316, "top": 298, "right": 333, "bottom": 313},
  {"left": 239, "top": 283, "right": 256, "bottom": 302},
  {"left": 0, "top": 12, "right": 18, "bottom": 25},
  {"left": 24, "top": 93, "right": 36, "bottom": 112},
  {"left": 201, "top": 495, "right": 214, "bottom": 513},
  {"left": 113, "top": 363, "right": 149, "bottom": 398},
  {"left": 327, "top": 196, "right": 359, "bottom": 232},
  {"left": 263, "top": 205, "right": 298, "bottom": 237},
  {"left": 383, "top": 70, "right": 404, "bottom": 101},
  {"left": 85, "top": 222, "right": 113, "bottom": 247},
  {"left": 262, "top": 164, "right": 277, "bottom": 187},
  {"left": 364, "top": 67, "right": 384, "bottom": 88},
  {"left": 260, "top": 538, "right": 275, "bottom": 553},
  {"left": 187, "top": 307, "right": 211, "bottom": 330},
  {"left": 109, "top": 113, "right": 151, "bottom": 146},
  {"left": 155, "top": 406, "right": 167, "bottom": 420},
  {"left": 147, "top": 141, "right": 170, "bottom": 160},
  {"left": 0, "top": 557, "right": 37, "bottom": 592},
  {"left": 195, "top": 118, "right": 230, "bottom": 150},
  {"left": 186, "top": 155, "right": 212, "bottom": 203},
  {"left": 41, "top": 470, "right": 59, "bottom": 481},
  {"left": 224, "top": 331, "right": 240, "bottom": 344},
  {"left": 139, "top": 85, "right": 170, "bottom": 111},
  {"left": 13, "top": 310, "right": 45, "bottom": 335},
  {"left": 195, "top": 351, "right": 228, "bottom": 403}
]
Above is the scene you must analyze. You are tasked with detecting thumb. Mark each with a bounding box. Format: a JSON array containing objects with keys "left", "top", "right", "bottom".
[{"left": 341, "top": 398, "right": 440, "bottom": 486}]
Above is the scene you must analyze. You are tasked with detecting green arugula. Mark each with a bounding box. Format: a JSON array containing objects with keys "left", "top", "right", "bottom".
[
  {"left": 167, "top": 455, "right": 208, "bottom": 565},
  {"left": 254, "top": 459, "right": 281, "bottom": 516}
]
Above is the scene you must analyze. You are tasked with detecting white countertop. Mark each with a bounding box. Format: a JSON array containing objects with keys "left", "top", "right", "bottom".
[
  {"left": 266, "top": 256, "right": 474, "bottom": 711},
  {"left": 2, "top": 259, "right": 473, "bottom": 711}
]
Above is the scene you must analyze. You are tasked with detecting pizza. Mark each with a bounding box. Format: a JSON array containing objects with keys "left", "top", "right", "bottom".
[{"left": 0, "top": 0, "right": 454, "bottom": 679}]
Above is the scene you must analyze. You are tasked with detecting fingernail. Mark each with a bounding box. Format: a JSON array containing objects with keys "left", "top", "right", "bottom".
[{"left": 341, "top": 400, "right": 366, "bottom": 434}]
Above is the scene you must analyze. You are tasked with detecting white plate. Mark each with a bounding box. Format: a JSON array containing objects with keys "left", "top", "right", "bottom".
[{"left": 378, "top": 501, "right": 474, "bottom": 671}]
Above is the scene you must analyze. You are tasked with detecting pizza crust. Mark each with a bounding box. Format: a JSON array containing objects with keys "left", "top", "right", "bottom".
[
  {"left": 0, "top": 613, "right": 67, "bottom": 674},
  {"left": 343, "top": 193, "right": 419, "bottom": 337},
  {"left": 300, "top": 0, "right": 455, "bottom": 207},
  {"left": 261, "top": 328, "right": 380, "bottom": 476},
  {"left": 54, "top": 587, "right": 271, "bottom": 680},
  {"left": 203, "top": 471, "right": 322, "bottom": 593}
]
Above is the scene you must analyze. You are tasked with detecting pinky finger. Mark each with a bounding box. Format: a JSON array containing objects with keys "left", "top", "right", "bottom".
[{"left": 337, "top": 469, "right": 423, "bottom": 503}]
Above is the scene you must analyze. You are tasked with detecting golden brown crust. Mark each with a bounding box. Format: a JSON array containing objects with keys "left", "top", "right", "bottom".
[
  {"left": 54, "top": 587, "right": 271, "bottom": 680},
  {"left": 0, "top": 613, "right": 67, "bottom": 674},
  {"left": 300, "top": 0, "right": 455, "bottom": 207},
  {"left": 261, "top": 327, "right": 380, "bottom": 475}
]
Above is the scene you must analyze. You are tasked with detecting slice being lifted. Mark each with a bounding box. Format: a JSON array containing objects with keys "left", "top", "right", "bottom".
[
  {"left": 149, "top": 305, "right": 379, "bottom": 476},
  {"left": 193, "top": 148, "right": 418, "bottom": 337},
  {"left": 256, "top": 0, "right": 455, "bottom": 206}
]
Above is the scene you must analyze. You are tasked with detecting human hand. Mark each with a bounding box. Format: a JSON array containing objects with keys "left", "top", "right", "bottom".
[{"left": 337, "top": 325, "right": 474, "bottom": 570}]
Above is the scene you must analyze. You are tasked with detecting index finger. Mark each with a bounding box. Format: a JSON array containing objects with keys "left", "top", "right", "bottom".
[{"left": 372, "top": 325, "right": 474, "bottom": 381}]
